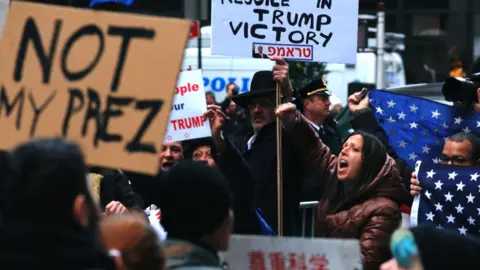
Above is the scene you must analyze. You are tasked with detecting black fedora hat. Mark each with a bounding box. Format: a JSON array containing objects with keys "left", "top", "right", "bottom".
[{"left": 232, "top": 71, "right": 276, "bottom": 108}]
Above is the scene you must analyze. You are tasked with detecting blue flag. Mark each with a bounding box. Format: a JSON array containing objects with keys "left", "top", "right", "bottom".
[
  {"left": 411, "top": 162, "right": 480, "bottom": 236},
  {"left": 369, "top": 90, "right": 480, "bottom": 236},
  {"left": 369, "top": 90, "right": 480, "bottom": 167}
]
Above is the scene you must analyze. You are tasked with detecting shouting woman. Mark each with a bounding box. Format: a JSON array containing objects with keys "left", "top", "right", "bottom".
[{"left": 276, "top": 102, "right": 408, "bottom": 270}]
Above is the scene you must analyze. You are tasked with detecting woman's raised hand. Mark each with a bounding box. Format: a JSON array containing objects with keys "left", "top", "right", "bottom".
[{"left": 275, "top": 102, "right": 297, "bottom": 121}]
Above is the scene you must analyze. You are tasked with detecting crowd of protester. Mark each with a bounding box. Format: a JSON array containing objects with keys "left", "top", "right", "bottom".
[{"left": 0, "top": 1, "right": 480, "bottom": 270}]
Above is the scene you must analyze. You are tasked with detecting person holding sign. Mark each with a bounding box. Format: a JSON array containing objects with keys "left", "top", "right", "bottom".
[
  {"left": 275, "top": 102, "right": 408, "bottom": 270},
  {"left": 228, "top": 57, "right": 306, "bottom": 236}
]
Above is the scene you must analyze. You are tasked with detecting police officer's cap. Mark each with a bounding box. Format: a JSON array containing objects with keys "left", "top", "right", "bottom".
[{"left": 298, "top": 78, "right": 331, "bottom": 100}]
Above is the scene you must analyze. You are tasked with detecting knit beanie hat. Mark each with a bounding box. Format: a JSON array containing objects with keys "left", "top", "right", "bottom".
[
  {"left": 159, "top": 161, "right": 233, "bottom": 240},
  {"left": 410, "top": 225, "right": 480, "bottom": 269}
]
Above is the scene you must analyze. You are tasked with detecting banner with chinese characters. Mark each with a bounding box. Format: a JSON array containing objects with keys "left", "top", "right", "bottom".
[
  {"left": 225, "top": 235, "right": 362, "bottom": 270},
  {"left": 211, "top": 0, "right": 359, "bottom": 64},
  {"left": 164, "top": 69, "right": 211, "bottom": 143}
]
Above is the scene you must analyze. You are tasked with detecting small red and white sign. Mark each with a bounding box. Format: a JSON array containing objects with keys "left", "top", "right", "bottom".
[{"left": 164, "top": 70, "right": 211, "bottom": 143}]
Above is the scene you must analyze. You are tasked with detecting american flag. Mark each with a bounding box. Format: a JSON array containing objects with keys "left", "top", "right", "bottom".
[
  {"left": 368, "top": 90, "right": 480, "bottom": 236},
  {"left": 411, "top": 163, "right": 480, "bottom": 236},
  {"left": 369, "top": 90, "right": 480, "bottom": 168}
]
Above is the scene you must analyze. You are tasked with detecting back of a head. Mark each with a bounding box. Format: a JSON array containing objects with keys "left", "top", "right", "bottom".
[
  {"left": 0, "top": 138, "right": 88, "bottom": 224},
  {"left": 100, "top": 213, "right": 165, "bottom": 270},
  {"left": 159, "top": 161, "right": 233, "bottom": 243}
]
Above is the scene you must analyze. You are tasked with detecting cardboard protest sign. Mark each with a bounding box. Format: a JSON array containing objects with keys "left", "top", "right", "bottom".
[
  {"left": 0, "top": 2, "right": 190, "bottom": 174},
  {"left": 211, "top": 0, "right": 359, "bottom": 64},
  {"left": 164, "top": 70, "right": 211, "bottom": 142},
  {"left": 226, "top": 235, "right": 362, "bottom": 270}
]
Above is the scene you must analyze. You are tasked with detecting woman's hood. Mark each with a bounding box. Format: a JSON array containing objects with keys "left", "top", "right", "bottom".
[{"left": 359, "top": 155, "right": 409, "bottom": 205}]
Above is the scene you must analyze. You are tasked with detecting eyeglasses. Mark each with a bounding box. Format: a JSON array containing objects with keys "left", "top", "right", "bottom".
[
  {"left": 439, "top": 156, "right": 472, "bottom": 166},
  {"left": 248, "top": 99, "right": 274, "bottom": 110}
]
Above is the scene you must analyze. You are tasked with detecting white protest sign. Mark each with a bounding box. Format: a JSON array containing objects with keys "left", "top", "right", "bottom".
[
  {"left": 211, "top": 0, "right": 359, "bottom": 64},
  {"left": 225, "top": 235, "right": 362, "bottom": 270},
  {"left": 164, "top": 70, "right": 211, "bottom": 143}
]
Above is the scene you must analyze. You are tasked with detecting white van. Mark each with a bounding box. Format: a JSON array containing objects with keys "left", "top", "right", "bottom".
[{"left": 182, "top": 26, "right": 406, "bottom": 104}]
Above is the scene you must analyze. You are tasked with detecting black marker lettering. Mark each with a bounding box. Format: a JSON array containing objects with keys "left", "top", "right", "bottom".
[
  {"left": 101, "top": 96, "right": 134, "bottom": 144},
  {"left": 286, "top": 12, "right": 298, "bottom": 25},
  {"left": 62, "top": 88, "right": 84, "bottom": 136},
  {"left": 306, "top": 31, "right": 319, "bottom": 45},
  {"left": 125, "top": 100, "right": 163, "bottom": 154},
  {"left": 316, "top": 14, "right": 331, "bottom": 31},
  {"left": 229, "top": 21, "right": 243, "bottom": 36},
  {"left": 299, "top": 13, "right": 314, "bottom": 29},
  {"left": 108, "top": 26, "right": 155, "bottom": 92},
  {"left": 320, "top": 32, "right": 333, "bottom": 47},
  {"left": 28, "top": 90, "right": 57, "bottom": 137},
  {"left": 289, "top": 31, "right": 304, "bottom": 43},
  {"left": 0, "top": 85, "right": 25, "bottom": 130},
  {"left": 251, "top": 24, "right": 267, "bottom": 39},
  {"left": 253, "top": 9, "right": 269, "bottom": 21},
  {"left": 14, "top": 18, "right": 62, "bottom": 84},
  {"left": 317, "top": 0, "right": 332, "bottom": 9},
  {"left": 81, "top": 88, "right": 102, "bottom": 146},
  {"left": 61, "top": 25, "right": 104, "bottom": 81},
  {"left": 272, "top": 26, "right": 286, "bottom": 41},
  {"left": 272, "top": 9, "right": 284, "bottom": 25}
]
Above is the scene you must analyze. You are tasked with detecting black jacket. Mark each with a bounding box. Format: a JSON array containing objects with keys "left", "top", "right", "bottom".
[{"left": 239, "top": 122, "right": 305, "bottom": 236}]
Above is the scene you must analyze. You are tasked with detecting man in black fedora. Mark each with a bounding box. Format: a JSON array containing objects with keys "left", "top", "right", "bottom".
[{"left": 223, "top": 57, "right": 305, "bottom": 236}]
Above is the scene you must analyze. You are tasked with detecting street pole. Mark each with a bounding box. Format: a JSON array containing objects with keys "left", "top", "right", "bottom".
[
  {"left": 376, "top": 1, "right": 386, "bottom": 89},
  {"left": 196, "top": 1, "right": 202, "bottom": 69}
]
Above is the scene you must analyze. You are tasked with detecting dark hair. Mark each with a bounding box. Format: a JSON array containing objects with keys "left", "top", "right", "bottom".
[
  {"left": 448, "top": 132, "right": 480, "bottom": 162},
  {"left": 226, "top": 83, "right": 239, "bottom": 96},
  {"left": 323, "top": 131, "right": 387, "bottom": 214},
  {"left": 0, "top": 138, "right": 97, "bottom": 227}
]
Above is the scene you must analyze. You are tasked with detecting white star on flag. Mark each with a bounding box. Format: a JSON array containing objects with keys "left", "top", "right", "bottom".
[
  {"left": 387, "top": 117, "right": 396, "bottom": 123},
  {"left": 398, "top": 111, "right": 406, "bottom": 120},
  {"left": 376, "top": 107, "right": 384, "bottom": 115},
  {"left": 445, "top": 192, "right": 454, "bottom": 202},
  {"left": 409, "top": 122, "right": 418, "bottom": 129},
  {"left": 471, "top": 173, "right": 479, "bottom": 182},
  {"left": 399, "top": 140, "right": 407, "bottom": 148},
  {"left": 448, "top": 171, "right": 458, "bottom": 180},
  {"left": 410, "top": 104, "right": 418, "bottom": 113},
  {"left": 456, "top": 182, "right": 465, "bottom": 191},
  {"left": 425, "top": 190, "right": 432, "bottom": 200},
  {"left": 422, "top": 145, "right": 431, "bottom": 154},
  {"left": 467, "top": 193, "right": 475, "bottom": 203},
  {"left": 454, "top": 117, "right": 463, "bottom": 125},
  {"left": 387, "top": 100, "right": 396, "bottom": 108},
  {"left": 477, "top": 121, "right": 480, "bottom": 128},
  {"left": 459, "top": 226, "right": 468, "bottom": 235},
  {"left": 431, "top": 110, "right": 441, "bottom": 119},
  {"left": 463, "top": 126, "right": 471, "bottom": 133},
  {"left": 468, "top": 217, "right": 476, "bottom": 225},
  {"left": 409, "top": 153, "right": 418, "bottom": 161},
  {"left": 427, "top": 170, "right": 436, "bottom": 178},
  {"left": 434, "top": 202, "right": 443, "bottom": 212},
  {"left": 447, "top": 214, "right": 456, "bottom": 223},
  {"left": 434, "top": 180, "right": 443, "bottom": 190},
  {"left": 456, "top": 204, "right": 465, "bottom": 214},
  {"left": 442, "top": 122, "right": 449, "bottom": 129},
  {"left": 426, "top": 212, "right": 435, "bottom": 221}
]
